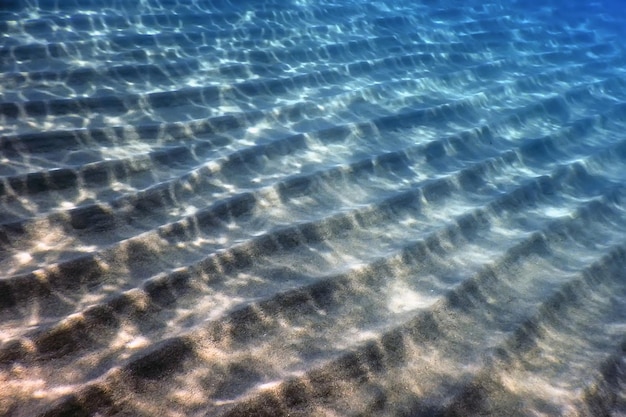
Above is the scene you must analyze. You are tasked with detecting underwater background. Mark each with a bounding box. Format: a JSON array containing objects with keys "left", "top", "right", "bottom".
[{"left": 1, "top": 0, "right": 626, "bottom": 415}]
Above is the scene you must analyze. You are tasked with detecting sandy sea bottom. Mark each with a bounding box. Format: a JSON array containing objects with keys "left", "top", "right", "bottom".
[{"left": 1, "top": 0, "right": 626, "bottom": 416}]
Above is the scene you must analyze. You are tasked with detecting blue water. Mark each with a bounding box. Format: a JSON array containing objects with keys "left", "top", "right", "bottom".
[{"left": 1, "top": 1, "right": 626, "bottom": 416}]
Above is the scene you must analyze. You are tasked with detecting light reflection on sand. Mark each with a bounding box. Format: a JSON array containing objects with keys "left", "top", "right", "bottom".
[{"left": 1, "top": 0, "right": 626, "bottom": 416}]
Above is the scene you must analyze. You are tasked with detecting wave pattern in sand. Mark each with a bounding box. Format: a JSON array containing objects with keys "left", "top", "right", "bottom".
[{"left": 1, "top": 0, "right": 626, "bottom": 416}]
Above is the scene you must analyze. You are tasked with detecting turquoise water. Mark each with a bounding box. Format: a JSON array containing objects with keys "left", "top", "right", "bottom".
[{"left": 1, "top": 1, "right": 626, "bottom": 416}]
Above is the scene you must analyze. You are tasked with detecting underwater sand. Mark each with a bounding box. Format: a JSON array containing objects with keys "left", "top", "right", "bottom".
[{"left": 1, "top": 0, "right": 626, "bottom": 415}]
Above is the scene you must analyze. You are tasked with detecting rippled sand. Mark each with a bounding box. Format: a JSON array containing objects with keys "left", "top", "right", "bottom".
[{"left": 1, "top": 0, "right": 626, "bottom": 416}]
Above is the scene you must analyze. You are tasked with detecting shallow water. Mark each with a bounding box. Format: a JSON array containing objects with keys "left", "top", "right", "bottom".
[{"left": 1, "top": 0, "right": 626, "bottom": 416}]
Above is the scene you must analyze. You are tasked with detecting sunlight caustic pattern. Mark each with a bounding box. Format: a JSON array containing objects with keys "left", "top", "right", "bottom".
[{"left": 1, "top": 0, "right": 626, "bottom": 415}]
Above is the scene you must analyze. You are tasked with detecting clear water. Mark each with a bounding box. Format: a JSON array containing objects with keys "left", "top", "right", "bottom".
[{"left": 1, "top": 1, "right": 626, "bottom": 416}]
